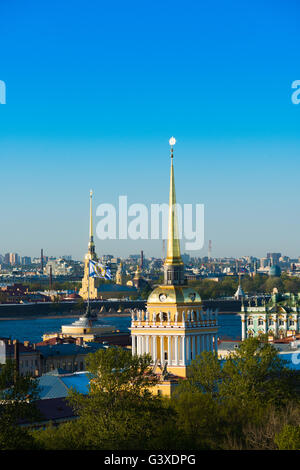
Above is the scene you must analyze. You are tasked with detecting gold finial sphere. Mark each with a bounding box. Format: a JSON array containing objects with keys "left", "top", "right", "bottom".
[
  {"left": 90, "top": 189, "right": 93, "bottom": 197},
  {"left": 169, "top": 137, "right": 176, "bottom": 147}
]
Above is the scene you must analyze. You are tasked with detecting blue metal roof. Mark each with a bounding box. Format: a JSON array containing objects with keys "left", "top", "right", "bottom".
[
  {"left": 37, "top": 372, "right": 90, "bottom": 399},
  {"left": 60, "top": 374, "right": 90, "bottom": 394}
]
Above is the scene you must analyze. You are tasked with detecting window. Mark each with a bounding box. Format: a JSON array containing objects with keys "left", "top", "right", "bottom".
[
  {"left": 258, "top": 319, "right": 264, "bottom": 326},
  {"left": 248, "top": 318, "right": 253, "bottom": 325}
]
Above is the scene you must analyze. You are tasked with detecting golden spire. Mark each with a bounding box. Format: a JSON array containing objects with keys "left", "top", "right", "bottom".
[
  {"left": 89, "top": 189, "right": 93, "bottom": 239},
  {"left": 165, "top": 137, "right": 183, "bottom": 266}
]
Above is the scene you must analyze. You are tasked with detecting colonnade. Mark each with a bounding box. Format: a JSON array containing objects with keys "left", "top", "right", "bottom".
[{"left": 132, "top": 332, "right": 218, "bottom": 365}]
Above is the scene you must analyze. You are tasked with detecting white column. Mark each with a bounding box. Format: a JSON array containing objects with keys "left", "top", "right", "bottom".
[
  {"left": 160, "top": 335, "right": 164, "bottom": 363},
  {"left": 181, "top": 336, "right": 186, "bottom": 365},
  {"left": 205, "top": 334, "right": 209, "bottom": 351},
  {"left": 241, "top": 314, "right": 246, "bottom": 341},
  {"left": 167, "top": 336, "right": 171, "bottom": 364},
  {"left": 192, "top": 336, "right": 196, "bottom": 360},
  {"left": 186, "top": 336, "right": 191, "bottom": 364},
  {"left": 140, "top": 336, "right": 144, "bottom": 354},
  {"left": 175, "top": 335, "right": 179, "bottom": 365},
  {"left": 201, "top": 334, "right": 205, "bottom": 352},
  {"left": 214, "top": 334, "right": 218, "bottom": 353},
  {"left": 197, "top": 335, "right": 200, "bottom": 356},
  {"left": 145, "top": 335, "right": 149, "bottom": 354},
  {"left": 132, "top": 335, "right": 136, "bottom": 355},
  {"left": 152, "top": 336, "right": 157, "bottom": 361},
  {"left": 140, "top": 336, "right": 143, "bottom": 355}
]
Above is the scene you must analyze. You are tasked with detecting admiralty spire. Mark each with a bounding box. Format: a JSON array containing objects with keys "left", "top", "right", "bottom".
[{"left": 164, "top": 137, "right": 184, "bottom": 285}]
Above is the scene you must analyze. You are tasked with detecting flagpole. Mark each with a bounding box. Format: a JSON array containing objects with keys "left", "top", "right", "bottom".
[
  {"left": 86, "top": 260, "right": 90, "bottom": 317},
  {"left": 88, "top": 261, "right": 90, "bottom": 310}
]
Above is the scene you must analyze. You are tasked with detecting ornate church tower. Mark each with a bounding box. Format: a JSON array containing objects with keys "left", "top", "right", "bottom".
[
  {"left": 116, "top": 262, "right": 124, "bottom": 285},
  {"left": 130, "top": 138, "right": 219, "bottom": 379},
  {"left": 79, "top": 190, "right": 99, "bottom": 300}
]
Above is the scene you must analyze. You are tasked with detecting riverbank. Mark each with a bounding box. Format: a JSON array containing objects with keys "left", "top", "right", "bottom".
[
  {"left": 0, "top": 298, "right": 241, "bottom": 321},
  {"left": 0, "top": 312, "right": 131, "bottom": 321}
]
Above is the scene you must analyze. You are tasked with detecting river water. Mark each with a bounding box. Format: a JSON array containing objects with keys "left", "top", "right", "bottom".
[{"left": 0, "top": 314, "right": 241, "bottom": 343}]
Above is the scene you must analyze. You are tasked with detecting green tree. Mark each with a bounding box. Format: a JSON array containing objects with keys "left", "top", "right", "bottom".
[
  {"left": 275, "top": 424, "right": 300, "bottom": 450},
  {"left": 0, "top": 360, "right": 40, "bottom": 449},
  {"left": 220, "top": 337, "right": 298, "bottom": 406},
  {"left": 35, "top": 348, "right": 176, "bottom": 450},
  {"left": 172, "top": 338, "right": 300, "bottom": 449}
]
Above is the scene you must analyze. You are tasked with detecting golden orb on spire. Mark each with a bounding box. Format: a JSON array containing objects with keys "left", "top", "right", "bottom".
[{"left": 169, "top": 136, "right": 176, "bottom": 147}]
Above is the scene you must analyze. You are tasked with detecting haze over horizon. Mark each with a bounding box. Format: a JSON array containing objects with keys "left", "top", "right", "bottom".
[{"left": 1, "top": 0, "right": 300, "bottom": 260}]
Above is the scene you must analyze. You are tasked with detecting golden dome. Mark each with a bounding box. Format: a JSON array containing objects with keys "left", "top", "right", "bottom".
[{"left": 147, "top": 285, "right": 202, "bottom": 305}]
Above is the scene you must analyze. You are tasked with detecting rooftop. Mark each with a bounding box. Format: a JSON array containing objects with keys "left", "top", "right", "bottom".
[
  {"left": 36, "top": 342, "right": 107, "bottom": 358},
  {"left": 37, "top": 370, "right": 90, "bottom": 399}
]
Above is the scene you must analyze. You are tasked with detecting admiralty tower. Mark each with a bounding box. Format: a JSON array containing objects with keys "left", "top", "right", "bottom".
[{"left": 130, "top": 138, "right": 219, "bottom": 378}]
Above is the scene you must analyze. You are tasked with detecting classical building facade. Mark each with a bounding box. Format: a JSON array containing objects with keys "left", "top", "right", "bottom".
[
  {"left": 240, "top": 292, "right": 300, "bottom": 339},
  {"left": 130, "top": 138, "right": 218, "bottom": 382}
]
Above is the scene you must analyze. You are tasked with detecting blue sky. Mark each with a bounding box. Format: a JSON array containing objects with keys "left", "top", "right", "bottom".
[{"left": 0, "top": 0, "right": 300, "bottom": 260}]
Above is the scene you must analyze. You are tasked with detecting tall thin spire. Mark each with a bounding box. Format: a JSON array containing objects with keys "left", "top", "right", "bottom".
[
  {"left": 88, "top": 189, "right": 95, "bottom": 257},
  {"left": 165, "top": 137, "right": 182, "bottom": 266},
  {"left": 89, "top": 189, "right": 93, "bottom": 240},
  {"left": 163, "top": 137, "right": 184, "bottom": 286}
]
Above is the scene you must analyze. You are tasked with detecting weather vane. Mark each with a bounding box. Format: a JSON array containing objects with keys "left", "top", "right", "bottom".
[{"left": 169, "top": 136, "right": 176, "bottom": 158}]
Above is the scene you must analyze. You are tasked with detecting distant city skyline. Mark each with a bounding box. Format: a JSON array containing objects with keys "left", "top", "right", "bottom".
[
  {"left": 1, "top": 1, "right": 300, "bottom": 259},
  {"left": 1, "top": 245, "right": 300, "bottom": 263}
]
